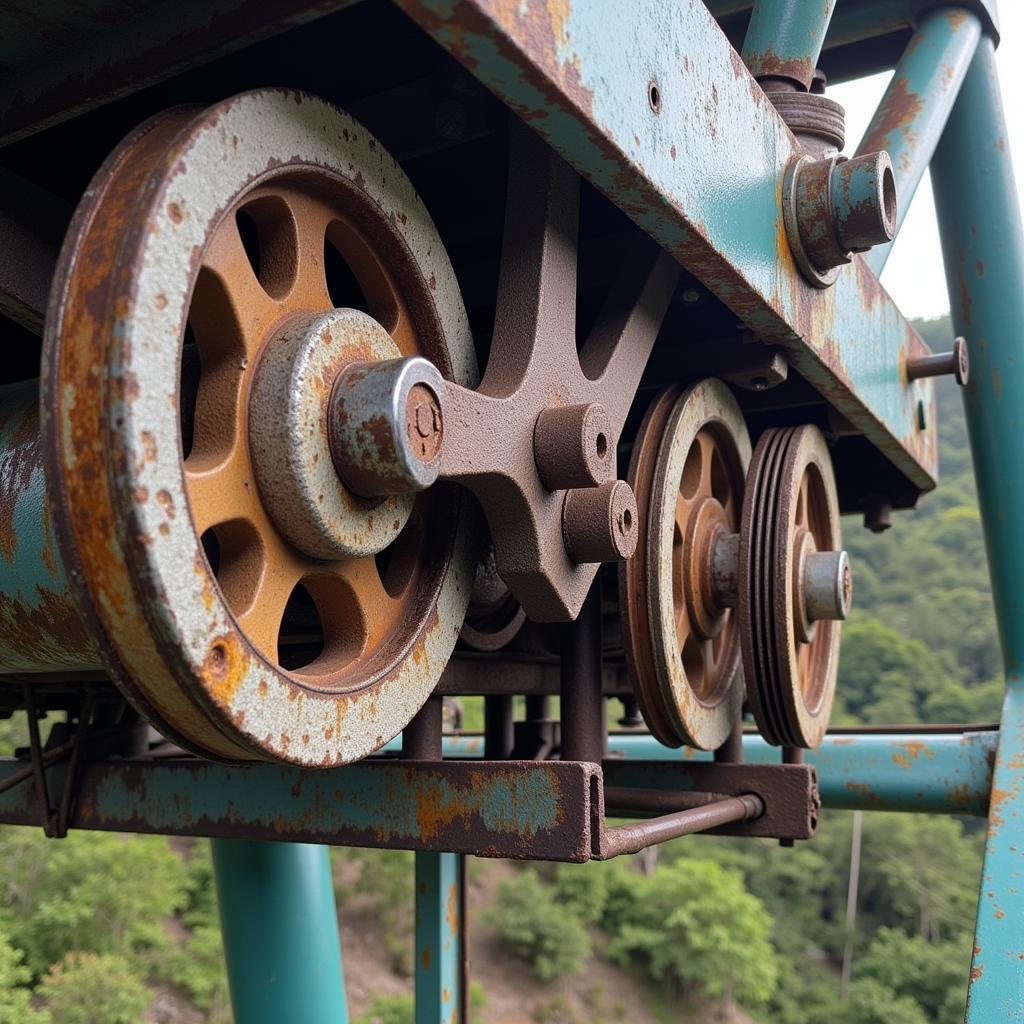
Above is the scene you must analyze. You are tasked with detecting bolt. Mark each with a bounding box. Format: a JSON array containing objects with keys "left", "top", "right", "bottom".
[
  {"left": 562, "top": 480, "right": 638, "bottom": 564},
  {"left": 534, "top": 403, "right": 614, "bottom": 491},
  {"left": 907, "top": 336, "right": 969, "bottom": 387},
  {"left": 861, "top": 494, "right": 892, "bottom": 533},
  {"left": 406, "top": 383, "right": 444, "bottom": 462}
]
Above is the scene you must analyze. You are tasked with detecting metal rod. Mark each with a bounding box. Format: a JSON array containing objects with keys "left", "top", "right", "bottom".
[
  {"left": 403, "top": 696, "right": 443, "bottom": 760},
  {"left": 559, "top": 582, "right": 604, "bottom": 763},
  {"left": 212, "top": 839, "right": 348, "bottom": 1024},
  {"left": 932, "top": 35, "right": 1024, "bottom": 1019},
  {"left": 603, "top": 787, "right": 724, "bottom": 815},
  {"left": 714, "top": 718, "right": 744, "bottom": 763},
  {"left": 741, "top": 0, "right": 837, "bottom": 90},
  {"left": 601, "top": 794, "right": 764, "bottom": 858},
  {"left": 415, "top": 851, "right": 463, "bottom": 1024},
  {"left": 860, "top": 5, "right": 982, "bottom": 274},
  {"left": 483, "top": 695, "right": 514, "bottom": 758}
]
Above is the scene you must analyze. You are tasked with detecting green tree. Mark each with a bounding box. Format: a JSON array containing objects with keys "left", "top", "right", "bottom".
[
  {"left": 823, "top": 978, "right": 928, "bottom": 1024},
  {"left": 0, "top": 829, "right": 188, "bottom": 975},
  {"left": 354, "top": 993, "right": 414, "bottom": 1024},
  {"left": 0, "top": 932, "right": 49, "bottom": 1024},
  {"left": 553, "top": 861, "right": 614, "bottom": 924},
  {"left": 487, "top": 869, "right": 591, "bottom": 981},
  {"left": 37, "top": 952, "right": 151, "bottom": 1024},
  {"left": 605, "top": 859, "right": 778, "bottom": 1007}
]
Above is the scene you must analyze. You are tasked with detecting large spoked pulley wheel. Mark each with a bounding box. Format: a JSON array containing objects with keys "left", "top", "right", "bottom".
[
  {"left": 42, "top": 90, "right": 478, "bottom": 766},
  {"left": 739, "top": 425, "right": 850, "bottom": 749},
  {"left": 620, "top": 380, "right": 751, "bottom": 750}
]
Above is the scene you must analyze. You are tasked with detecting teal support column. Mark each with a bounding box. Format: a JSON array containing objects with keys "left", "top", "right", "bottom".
[
  {"left": 415, "top": 851, "right": 463, "bottom": 1024},
  {"left": 212, "top": 839, "right": 348, "bottom": 1024},
  {"left": 932, "top": 35, "right": 1024, "bottom": 1022},
  {"left": 860, "top": 5, "right": 982, "bottom": 274},
  {"left": 741, "top": 0, "right": 837, "bottom": 90}
]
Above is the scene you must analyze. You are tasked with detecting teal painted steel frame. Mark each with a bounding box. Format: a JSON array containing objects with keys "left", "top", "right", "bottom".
[
  {"left": 212, "top": 840, "right": 348, "bottom": 1024},
  {"left": 394, "top": 0, "right": 940, "bottom": 502},
  {"left": 415, "top": 852, "right": 463, "bottom": 1024},
  {"left": 932, "top": 31, "right": 1024, "bottom": 1021}
]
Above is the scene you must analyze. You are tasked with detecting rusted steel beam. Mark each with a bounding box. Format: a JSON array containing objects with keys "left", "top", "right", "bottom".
[
  {"left": 0, "top": 0, "right": 364, "bottom": 148},
  {"left": 396, "top": 0, "right": 939, "bottom": 503},
  {"left": 860, "top": 6, "right": 982, "bottom": 274}
]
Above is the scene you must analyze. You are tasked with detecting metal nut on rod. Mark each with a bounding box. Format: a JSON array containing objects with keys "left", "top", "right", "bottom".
[
  {"left": 534, "top": 402, "right": 615, "bottom": 490},
  {"left": 803, "top": 550, "right": 852, "bottom": 622},
  {"left": 328, "top": 356, "right": 446, "bottom": 498},
  {"left": 562, "top": 480, "right": 638, "bottom": 563},
  {"left": 907, "top": 336, "right": 970, "bottom": 387}
]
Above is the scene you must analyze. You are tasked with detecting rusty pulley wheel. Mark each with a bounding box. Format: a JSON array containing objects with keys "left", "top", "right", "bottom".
[
  {"left": 42, "top": 90, "right": 479, "bottom": 766},
  {"left": 739, "top": 425, "right": 849, "bottom": 749},
  {"left": 620, "top": 380, "right": 750, "bottom": 750}
]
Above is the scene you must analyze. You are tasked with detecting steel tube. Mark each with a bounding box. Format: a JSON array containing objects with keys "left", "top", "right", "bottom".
[
  {"left": 0, "top": 381, "right": 99, "bottom": 674},
  {"left": 601, "top": 794, "right": 763, "bottom": 858},
  {"left": 932, "top": 36, "right": 1024, "bottom": 1019},
  {"left": 559, "top": 583, "right": 604, "bottom": 763},
  {"left": 741, "top": 0, "right": 837, "bottom": 90},
  {"left": 860, "top": 6, "right": 982, "bottom": 274},
  {"left": 212, "top": 839, "right": 348, "bottom": 1024}
]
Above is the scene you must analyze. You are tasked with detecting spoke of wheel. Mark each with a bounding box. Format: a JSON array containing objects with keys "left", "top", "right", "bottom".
[
  {"left": 199, "top": 216, "right": 278, "bottom": 360},
  {"left": 233, "top": 539, "right": 306, "bottom": 663},
  {"left": 285, "top": 190, "right": 335, "bottom": 312},
  {"left": 184, "top": 450, "right": 260, "bottom": 536},
  {"left": 675, "top": 600, "right": 693, "bottom": 653},
  {"left": 328, "top": 555, "right": 402, "bottom": 651},
  {"left": 796, "top": 472, "right": 810, "bottom": 528}
]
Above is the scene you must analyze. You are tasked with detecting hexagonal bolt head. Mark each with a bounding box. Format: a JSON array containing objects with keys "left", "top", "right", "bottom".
[
  {"left": 562, "top": 480, "right": 638, "bottom": 564},
  {"left": 907, "top": 336, "right": 970, "bottom": 387},
  {"left": 803, "top": 550, "right": 852, "bottom": 622},
  {"left": 329, "top": 356, "right": 446, "bottom": 498},
  {"left": 534, "top": 402, "right": 615, "bottom": 491},
  {"left": 786, "top": 150, "right": 896, "bottom": 285}
]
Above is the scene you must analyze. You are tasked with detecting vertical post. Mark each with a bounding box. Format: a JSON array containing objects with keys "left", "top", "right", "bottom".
[
  {"left": 415, "top": 852, "right": 464, "bottom": 1024},
  {"left": 212, "top": 840, "right": 348, "bottom": 1024},
  {"left": 932, "top": 35, "right": 1024, "bottom": 1022},
  {"left": 741, "top": 0, "right": 837, "bottom": 90},
  {"left": 560, "top": 581, "right": 605, "bottom": 763},
  {"left": 483, "top": 695, "right": 514, "bottom": 759}
]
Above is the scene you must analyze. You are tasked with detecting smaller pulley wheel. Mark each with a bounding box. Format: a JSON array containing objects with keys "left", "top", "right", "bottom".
[
  {"left": 739, "top": 425, "right": 847, "bottom": 749},
  {"left": 620, "top": 380, "right": 750, "bottom": 750}
]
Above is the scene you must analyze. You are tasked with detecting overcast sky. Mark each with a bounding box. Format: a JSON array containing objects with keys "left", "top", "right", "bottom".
[{"left": 830, "top": 7, "right": 1023, "bottom": 321}]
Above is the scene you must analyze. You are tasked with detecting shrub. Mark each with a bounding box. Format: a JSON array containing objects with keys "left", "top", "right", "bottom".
[
  {"left": 354, "top": 993, "right": 414, "bottom": 1024},
  {"left": 0, "top": 931, "right": 48, "bottom": 1024},
  {"left": 487, "top": 869, "right": 591, "bottom": 981},
  {"left": 37, "top": 952, "right": 151, "bottom": 1024}
]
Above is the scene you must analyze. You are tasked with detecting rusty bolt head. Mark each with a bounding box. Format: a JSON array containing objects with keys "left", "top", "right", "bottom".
[
  {"left": 860, "top": 494, "right": 893, "bottom": 533},
  {"left": 406, "top": 382, "right": 444, "bottom": 463},
  {"left": 562, "top": 480, "right": 638, "bottom": 564},
  {"left": 906, "top": 336, "right": 970, "bottom": 387}
]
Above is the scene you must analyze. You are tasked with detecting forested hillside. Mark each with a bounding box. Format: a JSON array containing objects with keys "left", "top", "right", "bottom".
[{"left": 0, "top": 317, "right": 997, "bottom": 1024}]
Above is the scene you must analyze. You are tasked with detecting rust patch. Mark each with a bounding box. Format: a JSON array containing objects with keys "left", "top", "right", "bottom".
[{"left": 858, "top": 77, "right": 923, "bottom": 158}]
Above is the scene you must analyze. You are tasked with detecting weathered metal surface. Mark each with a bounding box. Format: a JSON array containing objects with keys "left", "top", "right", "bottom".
[
  {"left": 212, "top": 840, "right": 348, "bottom": 1024},
  {"left": 0, "top": 381, "right": 99, "bottom": 673},
  {"left": 740, "top": 0, "right": 836, "bottom": 90},
  {"left": 42, "top": 90, "right": 479, "bottom": 766},
  {"left": 396, "top": 0, "right": 939, "bottom": 500},
  {"left": 0, "top": 0, "right": 363, "bottom": 147},
  {"left": 860, "top": 6, "right": 982, "bottom": 274},
  {"left": 415, "top": 851, "right": 463, "bottom": 1024},
  {"left": 605, "top": 729, "right": 997, "bottom": 816},
  {"left": 438, "top": 118, "right": 678, "bottom": 620},
  {"left": 739, "top": 426, "right": 843, "bottom": 748},
  {"left": 621, "top": 381, "right": 749, "bottom": 751},
  {"left": 0, "top": 758, "right": 599, "bottom": 860},
  {"left": 932, "top": 36, "right": 1024, "bottom": 1021}
]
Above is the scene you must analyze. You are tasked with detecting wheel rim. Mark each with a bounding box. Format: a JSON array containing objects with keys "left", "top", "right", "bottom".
[
  {"left": 621, "top": 380, "right": 750, "bottom": 750},
  {"left": 43, "top": 90, "right": 478, "bottom": 765},
  {"left": 739, "top": 425, "right": 842, "bottom": 748}
]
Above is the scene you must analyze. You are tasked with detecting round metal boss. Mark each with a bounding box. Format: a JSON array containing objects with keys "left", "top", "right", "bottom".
[
  {"left": 738, "top": 425, "right": 844, "bottom": 749},
  {"left": 42, "top": 90, "right": 479, "bottom": 767},
  {"left": 621, "top": 380, "right": 750, "bottom": 750}
]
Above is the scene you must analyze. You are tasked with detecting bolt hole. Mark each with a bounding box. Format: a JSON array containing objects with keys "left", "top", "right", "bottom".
[
  {"left": 596, "top": 432, "right": 608, "bottom": 459},
  {"left": 623, "top": 507, "right": 633, "bottom": 531},
  {"left": 881, "top": 164, "right": 897, "bottom": 232},
  {"left": 648, "top": 81, "right": 661, "bottom": 114},
  {"left": 916, "top": 399, "right": 927, "bottom": 431}
]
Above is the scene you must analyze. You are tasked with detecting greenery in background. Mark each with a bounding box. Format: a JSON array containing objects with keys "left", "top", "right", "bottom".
[{"left": 0, "top": 319, "right": 993, "bottom": 1023}]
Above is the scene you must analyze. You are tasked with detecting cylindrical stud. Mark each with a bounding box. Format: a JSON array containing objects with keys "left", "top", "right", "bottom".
[
  {"left": 832, "top": 151, "right": 897, "bottom": 254},
  {"left": 534, "top": 402, "right": 614, "bottom": 490},
  {"left": 861, "top": 494, "right": 893, "bottom": 534},
  {"left": 329, "top": 356, "right": 446, "bottom": 498},
  {"left": 710, "top": 531, "right": 740, "bottom": 610},
  {"left": 907, "top": 336, "right": 970, "bottom": 387},
  {"left": 803, "top": 550, "right": 852, "bottom": 622},
  {"left": 562, "top": 480, "right": 638, "bottom": 563}
]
